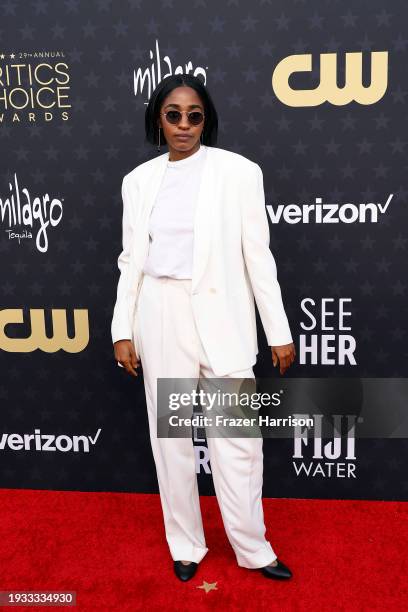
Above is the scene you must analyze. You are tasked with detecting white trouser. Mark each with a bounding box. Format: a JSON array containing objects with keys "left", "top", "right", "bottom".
[{"left": 135, "top": 273, "right": 277, "bottom": 568}]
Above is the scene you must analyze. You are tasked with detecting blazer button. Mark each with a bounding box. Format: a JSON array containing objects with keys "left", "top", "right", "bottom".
[{"left": 209, "top": 288, "right": 217, "bottom": 294}]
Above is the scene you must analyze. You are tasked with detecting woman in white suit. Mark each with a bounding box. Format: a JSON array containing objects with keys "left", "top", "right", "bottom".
[{"left": 112, "top": 74, "right": 296, "bottom": 582}]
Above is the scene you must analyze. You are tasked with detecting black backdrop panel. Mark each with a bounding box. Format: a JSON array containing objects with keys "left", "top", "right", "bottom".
[{"left": 0, "top": 1, "right": 407, "bottom": 500}]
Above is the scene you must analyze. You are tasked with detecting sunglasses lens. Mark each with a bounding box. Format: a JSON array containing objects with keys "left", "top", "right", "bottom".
[
  {"left": 164, "top": 110, "right": 204, "bottom": 125},
  {"left": 189, "top": 112, "right": 204, "bottom": 125},
  {"left": 166, "top": 110, "right": 182, "bottom": 124}
]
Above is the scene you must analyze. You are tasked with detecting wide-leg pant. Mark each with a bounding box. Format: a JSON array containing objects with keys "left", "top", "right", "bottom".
[{"left": 135, "top": 273, "right": 277, "bottom": 568}]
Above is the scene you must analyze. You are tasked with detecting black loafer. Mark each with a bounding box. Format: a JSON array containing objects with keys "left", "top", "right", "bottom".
[
  {"left": 174, "top": 560, "right": 198, "bottom": 581},
  {"left": 260, "top": 558, "right": 292, "bottom": 579}
]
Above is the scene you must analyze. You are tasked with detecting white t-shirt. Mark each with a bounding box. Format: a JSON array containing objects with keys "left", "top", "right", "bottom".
[{"left": 142, "top": 144, "right": 207, "bottom": 279}]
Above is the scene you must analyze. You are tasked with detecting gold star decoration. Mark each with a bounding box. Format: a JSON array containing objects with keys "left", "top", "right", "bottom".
[{"left": 197, "top": 580, "right": 218, "bottom": 594}]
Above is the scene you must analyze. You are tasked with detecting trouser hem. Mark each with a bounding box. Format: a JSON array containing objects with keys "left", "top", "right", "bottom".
[
  {"left": 235, "top": 543, "right": 278, "bottom": 569},
  {"left": 170, "top": 545, "right": 209, "bottom": 564}
]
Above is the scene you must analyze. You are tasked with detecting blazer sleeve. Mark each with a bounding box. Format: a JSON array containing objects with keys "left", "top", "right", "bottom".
[
  {"left": 111, "top": 175, "right": 135, "bottom": 345},
  {"left": 241, "top": 162, "right": 293, "bottom": 347}
]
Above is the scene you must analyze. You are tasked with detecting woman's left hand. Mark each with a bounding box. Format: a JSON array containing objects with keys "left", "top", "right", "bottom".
[{"left": 271, "top": 343, "right": 296, "bottom": 375}]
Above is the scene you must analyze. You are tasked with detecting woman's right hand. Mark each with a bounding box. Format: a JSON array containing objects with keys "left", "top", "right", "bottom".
[{"left": 114, "top": 340, "right": 140, "bottom": 377}]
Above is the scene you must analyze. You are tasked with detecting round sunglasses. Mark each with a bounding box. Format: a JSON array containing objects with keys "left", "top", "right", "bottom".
[{"left": 161, "top": 110, "right": 205, "bottom": 126}]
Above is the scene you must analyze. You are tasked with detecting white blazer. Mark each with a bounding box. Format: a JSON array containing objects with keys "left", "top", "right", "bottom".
[{"left": 111, "top": 144, "right": 293, "bottom": 376}]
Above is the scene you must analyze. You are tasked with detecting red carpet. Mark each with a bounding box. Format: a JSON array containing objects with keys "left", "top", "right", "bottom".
[{"left": 0, "top": 489, "right": 407, "bottom": 611}]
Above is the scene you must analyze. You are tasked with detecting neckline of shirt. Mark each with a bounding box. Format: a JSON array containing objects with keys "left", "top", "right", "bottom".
[{"left": 167, "top": 144, "right": 206, "bottom": 167}]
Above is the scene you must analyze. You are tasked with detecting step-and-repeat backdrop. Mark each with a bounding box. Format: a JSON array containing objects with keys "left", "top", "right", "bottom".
[{"left": 1, "top": 1, "right": 406, "bottom": 501}]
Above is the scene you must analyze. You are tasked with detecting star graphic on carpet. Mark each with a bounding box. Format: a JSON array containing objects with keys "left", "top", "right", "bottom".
[{"left": 197, "top": 580, "right": 218, "bottom": 593}]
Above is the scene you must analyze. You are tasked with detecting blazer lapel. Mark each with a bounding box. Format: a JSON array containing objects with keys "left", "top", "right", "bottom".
[
  {"left": 130, "top": 152, "right": 168, "bottom": 281},
  {"left": 191, "top": 145, "right": 215, "bottom": 293},
  {"left": 135, "top": 145, "right": 215, "bottom": 294}
]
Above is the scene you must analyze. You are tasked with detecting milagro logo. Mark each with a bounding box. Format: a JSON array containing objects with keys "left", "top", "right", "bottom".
[
  {"left": 134, "top": 38, "right": 207, "bottom": 100},
  {"left": 0, "top": 173, "right": 64, "bottom": 252},
  {"left": 267, "top": 193, "right": 394, "bottom": 224},
  {"left": 0, "top": 428, "right": 102, "bottom": 453}
]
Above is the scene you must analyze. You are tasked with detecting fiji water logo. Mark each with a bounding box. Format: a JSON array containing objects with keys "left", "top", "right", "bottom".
[{"left": 292, "top": 413, "right": 361, "bottom": 478}]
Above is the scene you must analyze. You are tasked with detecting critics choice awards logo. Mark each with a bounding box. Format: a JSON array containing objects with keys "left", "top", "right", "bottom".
[{"left": 0, "top": 51, "right": 71, "bottom": 123}]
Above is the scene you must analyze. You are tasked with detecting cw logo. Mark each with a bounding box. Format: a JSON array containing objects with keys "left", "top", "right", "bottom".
[
  {"left": 272, "top": 51, "right": 388, "bottom": 107},
  {"left": 0, "top": 308, "right": 89, "bottom": 352}
]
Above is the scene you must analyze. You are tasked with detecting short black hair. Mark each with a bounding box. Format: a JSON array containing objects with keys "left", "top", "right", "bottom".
[{"left": 145, "top": 74, "right": 218, "bottom": 148}]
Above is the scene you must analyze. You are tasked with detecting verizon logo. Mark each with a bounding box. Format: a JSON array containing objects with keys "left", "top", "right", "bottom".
[
  {"left": 267, "top": 193, "right": 394, "bottom": 224},
  {"left": 0, "top": 428, "right": 102, "bottom": 453}
]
